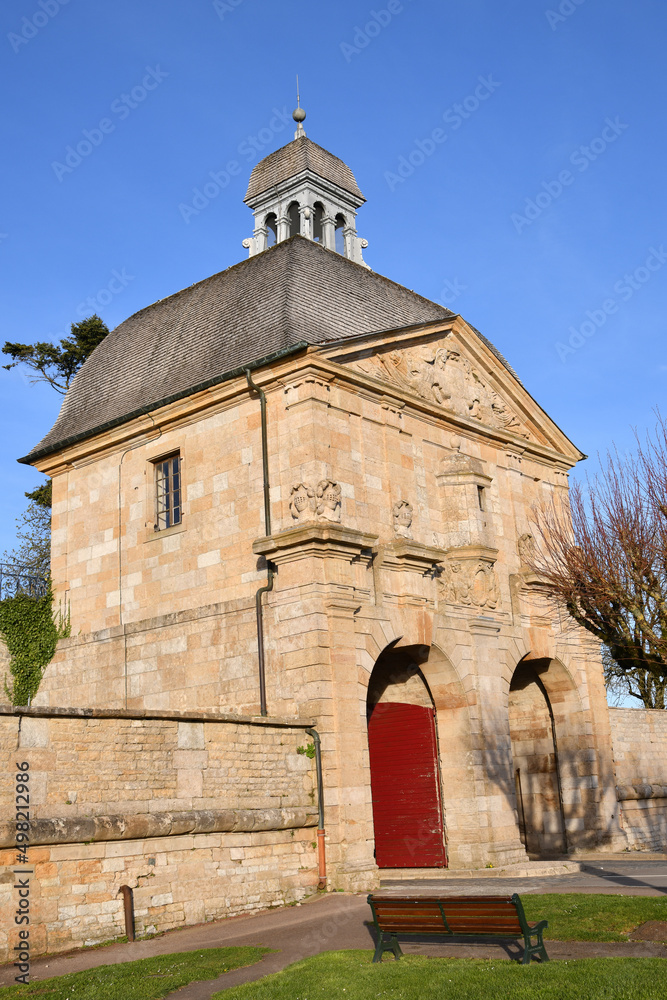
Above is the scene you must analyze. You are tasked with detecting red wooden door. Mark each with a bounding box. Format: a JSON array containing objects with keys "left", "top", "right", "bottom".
[{"left": 368, "top": 702, "right": 447, "bottom": 868}]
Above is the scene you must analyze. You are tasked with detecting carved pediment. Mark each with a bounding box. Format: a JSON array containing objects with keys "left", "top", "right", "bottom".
[{"left": 353, "top": 337, "right": 529, "bottom": 438}]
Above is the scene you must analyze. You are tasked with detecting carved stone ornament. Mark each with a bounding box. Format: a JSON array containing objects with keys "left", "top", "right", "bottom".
[
  {"left": 316, "top": 480, "right": 342, "bottom": 523},
  {"left": 517, "top": 532, "right": 536, "bottom": 566},
  {"left": 440, "top": 556, "right": 500, "bottom": 610},
  {"left": 355, "top": 341, "right": 528, "bottom": 438},
  {"left": 392, "top": 500, "right": 414, "bottom": 539},
  {"left": 289, "top": 482, "right": 316, "bottom": 523}
]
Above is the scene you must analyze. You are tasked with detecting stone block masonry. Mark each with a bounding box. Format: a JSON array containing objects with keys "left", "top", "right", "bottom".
[
  {"left": 609, "top": 707, "right": 667, "bottom": 851},
  {"left": 0, "top": 707, "right": 318, "bottom": 963}
]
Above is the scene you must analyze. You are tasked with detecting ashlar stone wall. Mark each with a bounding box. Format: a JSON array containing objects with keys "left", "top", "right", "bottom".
[
  {"left": 609, "top": 707, "right": 667, "bottom": 850},
  {"left": 0, "top": 708, "right": 317, "bottom": 963}
]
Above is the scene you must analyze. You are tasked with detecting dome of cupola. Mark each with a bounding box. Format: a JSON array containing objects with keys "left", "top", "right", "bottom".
[{"left": 242, "top": 106, "right": 369, "bottom": 265}]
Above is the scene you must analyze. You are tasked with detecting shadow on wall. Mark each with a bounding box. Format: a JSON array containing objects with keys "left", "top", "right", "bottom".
[{"left": 364, "top": 639, "right": 617, "bottom": 868}]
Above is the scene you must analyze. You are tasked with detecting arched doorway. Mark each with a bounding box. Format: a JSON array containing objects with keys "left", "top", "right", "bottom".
[
  {"left": 367, "top": 644, "right": 447, "bottom": 868},
  {"left": 509, "top": 661, "right": 567, "bottom": 857}
]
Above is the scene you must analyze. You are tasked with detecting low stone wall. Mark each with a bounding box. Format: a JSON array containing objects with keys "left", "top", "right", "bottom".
[
  {"left": 0, "top": 707, "right": 318, "bottom": 963},
  {"left": 609, "top": 707, "right": 667, "bottom": 850}
]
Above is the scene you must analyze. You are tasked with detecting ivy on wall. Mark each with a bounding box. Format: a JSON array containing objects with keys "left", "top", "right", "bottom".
[{"left": 0, "top": 583, "right": 69, "bottom": 705}]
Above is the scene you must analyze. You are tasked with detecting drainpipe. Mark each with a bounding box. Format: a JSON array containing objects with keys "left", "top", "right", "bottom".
[
  {"left": 306, "top": 726, "right": 327, "bottom": 890},
  {"left": 246, "top": 369, "right": 273, "bottom": 717}
]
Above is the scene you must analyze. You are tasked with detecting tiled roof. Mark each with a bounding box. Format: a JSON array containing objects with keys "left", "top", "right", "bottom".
[
  {"left": 21, "top": 237, "right": 518, "bottom": 463},
  {"left": 245, "top": 136, "right": 364, "bottom": 202}
]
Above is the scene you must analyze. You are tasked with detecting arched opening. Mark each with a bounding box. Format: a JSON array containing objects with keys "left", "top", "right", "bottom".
[
  {"left": 312, "top": 202, "right": 324, "bottom": 243},
  {"left": 265, "top": 213, "right": 277, "bottom": 247},
  {"left": 334, "top": 213, "right": 346, "bottom": 255},
  {"left": 288, "top": 202, "right": 300, "bottom": 237},
  {"left": 367, "top": 643, "right": 447, "bottom": 868},
  {"left": 509, "top": 661, "right": 567, "bottom": 857}
]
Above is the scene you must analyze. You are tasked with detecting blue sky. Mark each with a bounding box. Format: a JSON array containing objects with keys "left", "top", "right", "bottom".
[{"left": 1, "top": 0, "right": 665, "bottom": 557}]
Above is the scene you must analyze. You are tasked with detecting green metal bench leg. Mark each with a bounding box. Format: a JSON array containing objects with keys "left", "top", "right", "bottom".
[
  {"left": 536, "top": 930, "right": 549, "bottom": 962},
  {"left": 373, "top": 932, "right": 403, "bottom": 963},
  {"left": 522, "top": 932, "right": 549, "bottom": 964}
]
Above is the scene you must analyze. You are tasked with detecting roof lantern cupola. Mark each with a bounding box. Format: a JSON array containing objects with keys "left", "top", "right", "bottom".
[{"left": 242, "top": 101, "right": 368, "bottom": 266}]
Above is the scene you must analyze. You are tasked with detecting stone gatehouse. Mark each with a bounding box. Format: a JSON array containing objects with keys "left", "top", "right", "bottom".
[{"left": 2, "top": 110, "right": 665, "bottom": 961}]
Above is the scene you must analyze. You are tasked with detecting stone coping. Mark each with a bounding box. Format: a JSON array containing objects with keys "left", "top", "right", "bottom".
[
  {"left": 0, "top": 704, "right": 315, "bottom": 729},
  {"left": 0, "top": 807, "right": 317, "bottom": 848},
  {"left": 617, "top": 784, "right": 667, "bottom": 801}
]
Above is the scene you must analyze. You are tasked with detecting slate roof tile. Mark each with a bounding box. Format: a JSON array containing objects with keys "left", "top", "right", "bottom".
[
  {"left": 21, "top": 237, "right": 518, "bottom": 463},
  {"left": 245, "top": 135, "right": 365, "bottom": 202}
]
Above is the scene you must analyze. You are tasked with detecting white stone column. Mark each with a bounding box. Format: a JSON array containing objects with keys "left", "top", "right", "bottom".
[
  {"left": 300, "top": 204, "right": 313, "bottom": 241},
  {"left": 321, "top": 215, "right": 335, "bottom": 251},
  {"left": 343, "top": 223, "right": 359, "bottom": 261},
  {"left": 253, "top": 224, "right": 268, "bottom": 253},
  {"left": 276, "top": 214, "right": 290, "bottom": 243}
]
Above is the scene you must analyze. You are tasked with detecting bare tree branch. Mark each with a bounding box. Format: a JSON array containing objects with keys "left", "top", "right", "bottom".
[{"left": 529, "top": 416, "right": 667, "bottom": 708}]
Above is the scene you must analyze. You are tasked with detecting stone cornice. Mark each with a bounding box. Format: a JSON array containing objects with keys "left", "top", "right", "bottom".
[
  {"left": 253, "top": 523, "right": 379, "bottom": 565},
  {"left": 381, "top": 539, "right": 448, "bottom": 573},
  {"left": 446, "top": 545, "right": 499, "bottom": 563},
  {"left": 31, "top": 339, "right": 580, "bottom": 475},
  {"left": 246, "top": 169, "right": 365, "bottom": 210}
]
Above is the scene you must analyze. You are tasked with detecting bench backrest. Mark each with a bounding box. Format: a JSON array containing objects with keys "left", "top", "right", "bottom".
[{"left": 368, "top": 894, "right": 526, "bottom": 936}]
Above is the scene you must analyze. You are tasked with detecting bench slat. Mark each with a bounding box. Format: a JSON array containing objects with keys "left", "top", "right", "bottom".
[{"left": 368, "top": 892, "right": 548, "bottom": 965}]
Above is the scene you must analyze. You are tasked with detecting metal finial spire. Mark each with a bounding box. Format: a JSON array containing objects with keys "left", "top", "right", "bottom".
[{"left": 293, "top": 74, "right": 306, "bottom": 138}]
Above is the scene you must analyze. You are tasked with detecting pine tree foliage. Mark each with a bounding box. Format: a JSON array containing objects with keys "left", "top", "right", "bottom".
[
  {"left": 2, "top": 478, "right": 51, "bottom": 579},
  {"left": 2, "top": 314, "right": 109, "bottom": 393}
]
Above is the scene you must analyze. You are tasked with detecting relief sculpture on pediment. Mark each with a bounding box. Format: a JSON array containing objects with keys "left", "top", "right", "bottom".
[{"left": 355, "top": 342, "right": 528, "bottom": 438}]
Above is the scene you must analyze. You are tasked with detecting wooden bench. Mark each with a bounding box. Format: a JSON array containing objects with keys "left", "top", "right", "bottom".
[{"left": 367, "top": 893, "right": 549, "bottom": 964}]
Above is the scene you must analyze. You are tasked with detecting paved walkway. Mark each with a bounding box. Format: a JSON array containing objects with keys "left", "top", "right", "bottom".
[
  {"left": 1, "top": 855, "right": 665, "bottom": 997},
  {"left": 381, "top": 855, "right": 667, "bottom": 897}
]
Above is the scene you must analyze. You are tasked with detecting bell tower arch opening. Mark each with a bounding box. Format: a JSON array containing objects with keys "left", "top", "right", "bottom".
[
  {"left": 312, "top": 202, "right": 324, "bottom": 243},
  {"left": 367, "top": 643, "right": 447, "bottom": 869},
  {"left": 287, "top": 201, "right": 300, "bottom": 237},
  {"left": 265, "top": 213, "right": 277, "bottom": 247}
]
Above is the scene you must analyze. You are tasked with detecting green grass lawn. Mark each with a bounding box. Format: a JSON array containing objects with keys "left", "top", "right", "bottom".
[
  {"left": 522, "top": 893, "right": 667, "bottom": 941},
  {"left": 218, "top": 950, "right": 667, "bottom": 1000},
  {"left": 0, "top": 946, "right": 270, "bottom": 1000}
]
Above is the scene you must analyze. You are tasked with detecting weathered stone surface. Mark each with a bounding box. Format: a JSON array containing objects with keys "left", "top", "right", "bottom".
[
  {"left": 609, "top": 708, "right": 667, "bottom": 850},
  {"left": 8, "top": 239, "right": 663, "bottom": 960}
]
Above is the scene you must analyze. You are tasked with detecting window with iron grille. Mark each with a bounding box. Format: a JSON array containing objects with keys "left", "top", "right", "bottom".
[{"left": 154, "top": 454, "right": 182, "bottom": 530}]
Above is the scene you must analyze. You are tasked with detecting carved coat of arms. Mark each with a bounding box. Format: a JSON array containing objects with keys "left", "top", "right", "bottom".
[{"left": 355, "top": 341, "right": 528, "bottom": 438}]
